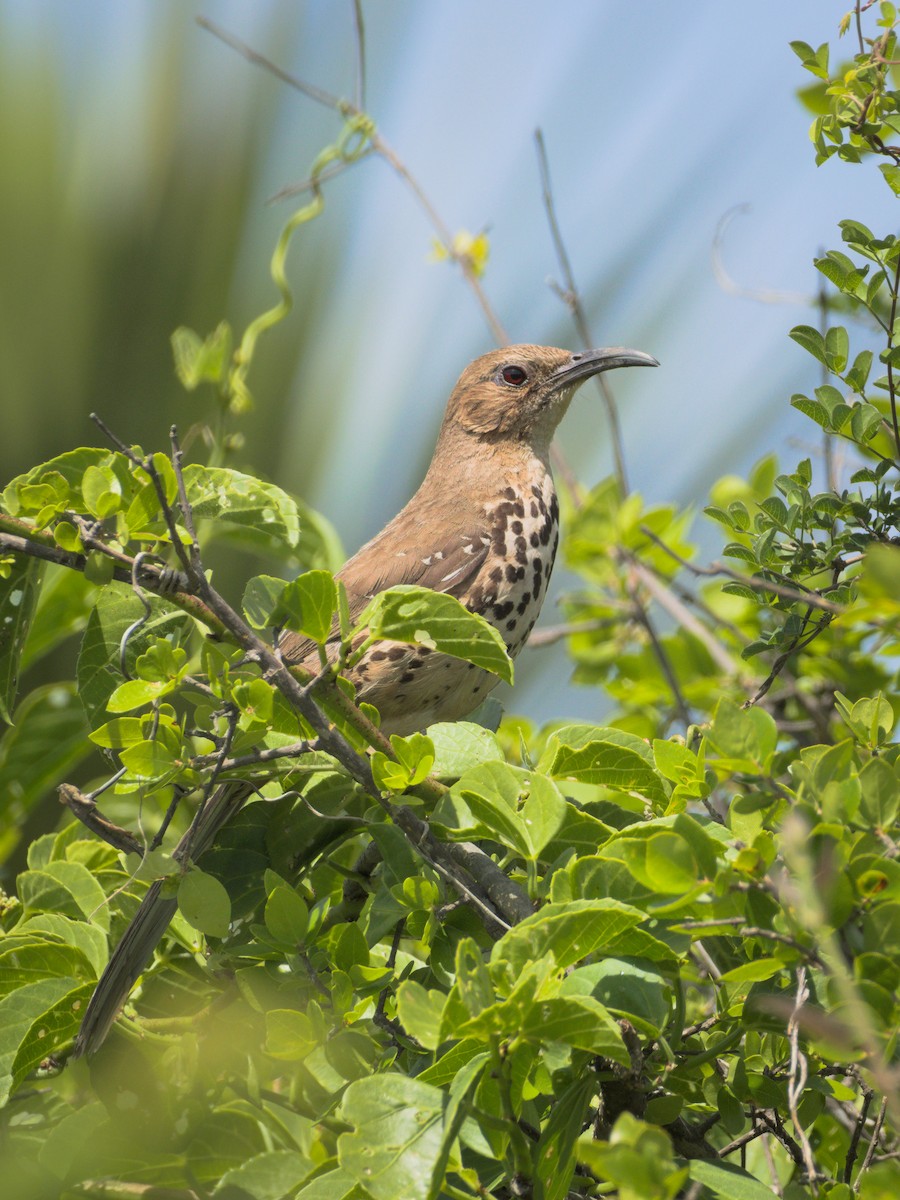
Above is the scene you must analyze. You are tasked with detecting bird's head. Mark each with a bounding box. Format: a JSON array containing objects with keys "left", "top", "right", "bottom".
[{"left": 441, "top": 343, "right": 658, "bottom": 449}]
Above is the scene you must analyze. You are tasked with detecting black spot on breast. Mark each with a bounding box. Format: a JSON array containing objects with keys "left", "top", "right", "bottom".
[
  {"left": 517, "top": 595, "right": 531, "bottom": 614},
  {"left": 467, "top": 663, "right": 476, "bottom": 670},
  {"left": 506, "top": 618, "right": 517, "bottom": 631},
  {"left": 490, "top": 565, "right": 504, "bottom": 583},
  {"left": 387, "top": 646, "right": 406, "bottom": 661},
  {"left": 539, "top": 521, "right": 551, "bottom": 546},
  {"left": 511, "top": 520, "right": 523, "bottom": 535},
  {"left": 371, "top": 649, "right": 388, "bottom": 661},
  {"left": 550, "top": 495, "right": 559, "bottom": 522},
  {"left": 401, "top": 671, "right": 415, "bottom": 684},
  {"left": 514, "top": 501, "right": 525, "bottom": 518},
  {"left": 530, "top": 500, "right": 539, "bottom": 518},
  {"left": 493, "top": 600, "right": 514, "bottom": 619},
  {"left": 515, "top": 536, "right": 528, "bottom": 564},
  {"left": 504, "top": 486, "right": 516, "bottom": 501},
  {"left": 530, "top": 532, "right": 539, "bottom": 547},
  {"left": 410, "top": 659, "right": 425, "bottom": 670}
]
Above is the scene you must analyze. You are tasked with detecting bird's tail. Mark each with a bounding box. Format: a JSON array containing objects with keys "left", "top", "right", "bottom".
[{"left": 72, "top": 780, "right": 253, "bottom": 1057}]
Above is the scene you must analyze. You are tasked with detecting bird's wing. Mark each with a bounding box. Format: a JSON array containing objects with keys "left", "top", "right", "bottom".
[{"left": 280, "top": 522, "right": 490, "bottom": 667}]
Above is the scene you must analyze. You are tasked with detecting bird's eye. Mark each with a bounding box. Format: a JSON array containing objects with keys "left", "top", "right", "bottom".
[{"left": 500, "top": 365, "right": 528, "bottom": 386}]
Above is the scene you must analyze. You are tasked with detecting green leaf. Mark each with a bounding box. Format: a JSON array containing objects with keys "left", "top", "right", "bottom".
[
  {"left": 790, "top": 394, "right": 828, "bottom": 428},
  {"left": 0, "top": 554, "right": 43, "bottom": 724},
  {"left": 106, "top": 678, "right": 175, "bottom": 713},
  {"left": 880, "top": 163, "right": 900, "bottom": 197},
  {"left": 177, "top": 868, "right": 231, "bottom": 937},
  {"left": 18, "top": 860, "right": 110, "bottom": 931},
  {"left": 183, "top": 465, "right": 300, "bottom": 550},
  {"left": 337, "top": 1075, "right": 449, "bottom": 1200},
  {"left": 427, "top": 721, "right": 504, "bottom": 779},
  {"left": 0, "top": 686, "right": 91, "bottom": 860},
  {"left": 280, "top": 570, "right": 338, "bottom": 643},
  {"left": 520, "top": 995, "right": 628, "bottom": 1061},
  {"left": 372, "top": 732, "right": 435, "bottom": 793},
  {"left": 825, "top": 325, "right": 849, "bottom": 373},
  {"left": 264, "top": 885, "right": 309, "bottom": 946},
  {"left": 2, "top": 448, "right": 132, "bottom": 518},
  {"left": 709, "top": 698, "right": 777, "bottom": 772},
  {"left": 789, "top": 324, "right": 827, "bottom": 365},
  {"left": 850, "top": 403, "right": 883, "bottom": 443},
  {"left": 0, "top": 978, "right": 94, "bottom": 1103},
  {"left": 396, "top": 981, "right": 446, "bottom": 1051},
  {"left": 534, "top": 1075, "right": 595, "bottom": 1200},
  {"left": 242, "top": 574, "right": 288, "bottom": 630},
  {"left": 171, "top": 321, "right": 231, "bottom": 390},
  {"left": 492, "top": 899, "right": 646, "bottom": 979},
  {"left": 445, "top": 761, "right": 565, "bottom": 860},
  {"left": 81, "top": 464, "right": 123, "bottom": 519},
  {"left": 266, "top": 1009, "right": 318, "bottom": 1061},
  {"left": 363, "top": 585, "right": 513, "bottom": 683},
  {"left": 215, "top": 1151, "right": 311, "bottom": 1200},
  {"left": 561, "top": 959, "right": 671, "bottom": 1035},
  {"left": 76, "top": 582, "right": 188, "bottom": 729},
  {"left": 689, "top": 1158, "right": 779, "bottom": 1199},
  {"left": 20, "top": 565, "right": 95, "bottom": 673},
  {"left": 539, "top": 725, "right": 668, "bottom": 804}
]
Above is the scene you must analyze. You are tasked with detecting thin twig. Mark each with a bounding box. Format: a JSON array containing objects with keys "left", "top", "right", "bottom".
[
  {"left": 58, "top": 785, "right": 143, "bottom": 856},
  {"left": 844, "top": 1082, "right": 874, "bottom": 1183},
  {"left": 534, "top": 127, "right": 628, "bottom": 494},
  {"left": 527, "top": 614, "right": 625, "bottom": 648},
  {"left": 623, "top": 550, "right": 739, "bottom": 675},
  {"left": 858, "top": 1097, "right": 888, "bottom": 1182},
  {"left": 351, "top": 0, "right": 366, "bottom": 111},
  {"left": 198, "top": 16, "right": 509, "bottom": 345},
  {"left": 743, "top": 610, "right": 833, "bottom": 708},
  {"left": 639, "top": 524, "right": 845, "bottom": 614},
  {"left": 787, "top": 967, "right": 820, "bottom": 1193},
  {"left": 885, "top": 249, "right": 900, "bottom": 457},
  {"left": 191, "top": 739, "right": 318, "bottom": 771},
  {"left": 618, "top": 551, "right": 692, "bottom": 730}
]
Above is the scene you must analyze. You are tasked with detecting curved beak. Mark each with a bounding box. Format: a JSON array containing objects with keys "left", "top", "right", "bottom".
[{"left": 549, "top": 347, "right": 659, "bottom": 392}]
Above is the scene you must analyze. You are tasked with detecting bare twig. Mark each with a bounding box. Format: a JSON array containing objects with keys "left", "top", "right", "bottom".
[
  {"left": 858, "top": 1097, "right": 889, "bottom": 1184},
  {"left": 58, "top": 785, "right": 143, "bottom": 856},
  {"left": 617, "top": 550, "right": 691, "bottom": 730},
  {"left": 885, "top": 249, "right": 900, "bottom": 457},
  {"left": 534, "top": 127, "right": 628, "bottom": 495},
  {"left": 844, "top": 1082, "right": 874, "bottom": 1183},
  {"left": 623, "top": 550, "right": 739, "bottom": 675},
  {"left": 527, "top": 614, "right": 625, "bottom": 648},
  {"left": 787, "top": 967, "right": 820, "bottom": 1193},
  {"left": 351, "top": 0, "right": 366, "bottom": 111},
  {"left": 197, "top": 16, "right": 508, "bottom": 345},
  {"left": 743, "top": 610, "right": 834, "bottom": 709},
  {"left": 638, "top": 524, "right": 845, "bottom": 614}
]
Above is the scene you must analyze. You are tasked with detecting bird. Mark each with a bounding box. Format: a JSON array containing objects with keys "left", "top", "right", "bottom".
[{"left": 72, "top": 342, "right": 657, "bottom": 1056}]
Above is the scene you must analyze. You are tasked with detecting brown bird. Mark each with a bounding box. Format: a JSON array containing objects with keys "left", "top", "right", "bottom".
[{"left": 73, "top": 343, "right": 657, "bottom": 1056}]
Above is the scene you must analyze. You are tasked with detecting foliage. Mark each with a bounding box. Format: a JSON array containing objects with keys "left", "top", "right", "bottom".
[{"left": 1, "top": 6, "right": 900, "bottom": 1200}]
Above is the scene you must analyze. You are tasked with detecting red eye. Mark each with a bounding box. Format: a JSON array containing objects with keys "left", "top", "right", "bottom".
[{"left": 501, "top": 365, "right": 528, "bottom": 386}]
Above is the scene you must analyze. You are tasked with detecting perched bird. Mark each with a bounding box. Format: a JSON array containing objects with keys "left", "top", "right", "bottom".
[{"left": 73, "top": 343, "right": 657, "bottom": 1056}]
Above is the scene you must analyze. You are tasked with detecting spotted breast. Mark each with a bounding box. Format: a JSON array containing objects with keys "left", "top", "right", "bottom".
[{"left": 342, "top": 467, "right": 560, "bottom": 736}]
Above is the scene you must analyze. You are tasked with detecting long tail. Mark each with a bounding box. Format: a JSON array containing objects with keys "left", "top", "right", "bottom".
[{"left": 73, "top": 780, "right": 253, "bottom": 1057}]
